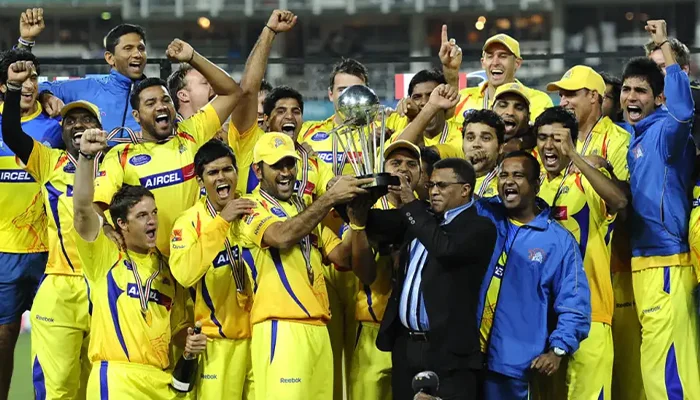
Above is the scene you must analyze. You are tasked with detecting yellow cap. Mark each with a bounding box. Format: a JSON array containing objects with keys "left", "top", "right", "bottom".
[
  {"left": 384, "top": 140, "right": 421, "bottom": 160},
  {"left": 546, "top": 65, "right": 606, "bottom": 96},
  {"left": 483, "top": 34, "right": 521, "bottom": 58},
  {"left": 493, "top": 82, "right": 530, "bottom": 105},
  {"left": 60, "top": 101, "right": 102, "bottom": 125},
  {"left": 253, "top": 132, "right": 301, "bottom": 165}
]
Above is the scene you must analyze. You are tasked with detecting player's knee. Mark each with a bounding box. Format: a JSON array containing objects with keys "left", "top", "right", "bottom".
[{"left": 0, "top": 322, "right": 21, "bottom": 351}]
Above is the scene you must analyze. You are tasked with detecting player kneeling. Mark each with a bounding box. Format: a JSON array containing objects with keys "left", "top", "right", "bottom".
[
  {"left": 170, "top": 140, "right": 257, "bottom": 399},
  {"left": 72, "top": 128, "right": 207, "bottom": 400}
]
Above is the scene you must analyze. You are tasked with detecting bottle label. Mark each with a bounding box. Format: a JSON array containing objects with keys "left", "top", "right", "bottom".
[{"left": 171, "top": 378, "right": 191, "bottom": 392}]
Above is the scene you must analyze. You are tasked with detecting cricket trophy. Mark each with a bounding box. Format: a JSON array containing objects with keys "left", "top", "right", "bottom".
[{"left": 332, "top": 84, "right": 400, "bottom": 195}]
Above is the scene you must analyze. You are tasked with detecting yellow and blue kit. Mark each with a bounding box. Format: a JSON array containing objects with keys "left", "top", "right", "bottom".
[
  {"left": 75, "top": 226, "right": 188, "bottom": 400},
  {"left": 170, "top": 197, "right": 254, "bottom": 400},
  {"left": 239, "top": 188, "right": 338, "bottom": 400},
  {"left": 627, "top": 64, "right": 700, "bottom": 399},
  {"left": 94, "top": 104, "right": 222, "bottom": 256}
]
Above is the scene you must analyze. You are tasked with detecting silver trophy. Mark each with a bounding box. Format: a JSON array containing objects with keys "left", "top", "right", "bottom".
[{"left": 331, "top": 85, "right": 399, "bottom": 191}]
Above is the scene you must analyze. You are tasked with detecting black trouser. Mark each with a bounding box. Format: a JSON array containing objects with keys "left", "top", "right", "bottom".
[{"left": 391, "top": 327, "right": 481, "bottom": 400}]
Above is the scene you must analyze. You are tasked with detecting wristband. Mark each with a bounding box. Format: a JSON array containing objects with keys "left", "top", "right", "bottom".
[
  {"left": 5, "top": 82, "right": 22, "bottom": 92},
  {"left": 18, "top": 37, "right": 35, "bottom": 48},
  {"left": 265, "top": 25, "right": 278, "bottom": 35},
  {"left": 349, "top": 223, "right": 366, "bottom": 231},
  {"left": 79, "top": 150, "right": 96, "bottom": 160}
]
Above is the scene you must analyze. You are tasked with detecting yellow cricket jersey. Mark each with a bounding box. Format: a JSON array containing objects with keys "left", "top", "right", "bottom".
[
  {"left": 0, "top": 102, "right": 63, "bottom": 253},
  {"left": 452, "top": 80, "right": 553, "bottom": 127},
  {"left": 239, "top": 188, "right": 340, "bottom": 326},
  {"left": 539, "top": 169, "right": 616, "bottom": 324},
  {"left": 75, "top": 230, "right": 188, "bottom": 369},
  {"left": 95, "top": 104, "right": 222, "bottom": 256},
  {"left": 300, "top": 116, "right": 373, "bottom": 176},
  {"left": 227, "top": 122, "right": 335, "bottom": 204},
  {"left": 576, "top": 116, "right": 631, "bottom": 181},
  {"left": 23, "top": 141, "right": 83, "bottom": 275},
  {"left": 340, "top": 197, "right": 395, "bottom": 324},
  {"left": 475, "top": 169, "right": 499, "bottom": 198},
  {"left": 480, "top": 218, "right": 522, "bottom": 352},
  {"left": 169, "top": 197, "right": 251, "bottom": 340},
  {"left": 387, "top": 116, "right": 464, "bottom": 158}
]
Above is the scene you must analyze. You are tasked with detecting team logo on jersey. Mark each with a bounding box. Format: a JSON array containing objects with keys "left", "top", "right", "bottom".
[
  {"left": 129, "top": 154, "right": 152, "bottom": 166},
  {"left": 270, "top": 207, "right": 286, "bottom": 218},
  {"left": 311, "top": 132, "right": 329, "bottom": 141},
  {"left": 528, "top": 248, "right": 546, "bottom": 263},
  {"left": 633, "top": 143, "right": 644, "bottom": 159},
  {"left": 171, "top": 229, "right": 183, "bottom": 242},
  {"left": 560, "top": 186, "right": 569, "bottom": 195},
  {"left": 179, "top": 144, "right": 187, "bottom": 154}
]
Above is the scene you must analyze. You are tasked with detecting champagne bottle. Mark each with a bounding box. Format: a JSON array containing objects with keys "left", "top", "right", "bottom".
[{"left": 171, "top": 321, "right": 202, "bottom": 393}]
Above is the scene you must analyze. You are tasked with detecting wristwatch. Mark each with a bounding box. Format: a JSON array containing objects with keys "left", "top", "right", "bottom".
[{"left": 552, "top": 347, "right": 566, "bottom": 357}]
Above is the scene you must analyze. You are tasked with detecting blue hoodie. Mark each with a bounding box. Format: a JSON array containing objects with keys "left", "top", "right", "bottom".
[
  {"left": 627, "top": 64, "right": 695, "bottom": 262},
  {"left": 476, "top": 197, "right": 591, "bottom": 380},
  {"left": 40, "top": 69, "right": 142, "bottom": 145}
]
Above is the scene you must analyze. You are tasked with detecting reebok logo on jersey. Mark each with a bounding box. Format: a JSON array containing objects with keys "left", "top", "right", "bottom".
[
  {"left": 126, "top": 283, "right": 173, "bottom": 310},
  {"left": 280, "top": 378, "right": 301, "bottom": 384},
  {"left": 0, "top": 169, "right": 35, "bottom": 183},
  {"left": 140, "top": 163, "right": 195, "bottom": 190},
  {"left": 35, "top": 315, "right": 54, "bottom": 323},
  {"left": 201, "top": 374, "right": 218, "bottom": 380}
]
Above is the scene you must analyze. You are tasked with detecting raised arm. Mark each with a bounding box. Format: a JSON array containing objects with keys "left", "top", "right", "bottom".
[
  {"left": 439, "top": 25, "right": 462, "bottom": 95},
  {"left": 231, "top": 10, "right": 297, "bottom": 134},
  {"left": 166, "top": 39, "right": 242, "bottom": 124},
  {"left": 555, "top": 127, "right": 628, "bottom": 213},
  {"left": 73, "top": 129, "right": 109, "bottom": 241},
  {"left": 395, "top": 84, "right": 459, "bottom": 145},
  {"left": 262, "top": 176, "right": 371, "bottom": 249},
  {"left": 2, "top": 61, "right": 36, "bottom": 164}
]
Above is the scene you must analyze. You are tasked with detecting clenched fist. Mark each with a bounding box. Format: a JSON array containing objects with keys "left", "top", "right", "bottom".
[
  {"left": 266, "top": 10, "right": 297, "bottom": 33},
  {"left": 645, "top": 20, "right": 668, "bottom": 46},
  {"left": 19, "top": 8, "right": 45, "bottom": 42},
  {"left": 79, "top": 129, "right": 108, "bottom": 157},
  {"left": 428, "top": 84, "right": 460, "bottom": 111},
  {"left": 7, "top": 61, "right": 36, "bottom": 86},
  {"left": 166, "top": 39, "right": 196, "bottom": 63}
]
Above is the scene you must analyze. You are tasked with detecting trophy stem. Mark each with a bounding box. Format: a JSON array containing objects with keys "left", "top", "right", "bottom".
[
  {"left": 348, "top": 129, "right": 366, "bottom": 176},
  {"left": 379, "top": 107, "right": 387, "bottom": 173}
]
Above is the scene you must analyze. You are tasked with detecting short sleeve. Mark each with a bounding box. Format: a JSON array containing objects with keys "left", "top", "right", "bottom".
[
  {"left": 321, "top": 225, "right": 343, "bottom": 258},
  {"left": 239, "top": 196, "right": 285, "bottom": 249},
  {"left": 313, "top": 157, "right": 336, "bottom": 197},
  {"left": 23, "top": 140, "right": 56, "bottom": 183},
  {"left": 94, "top": 147, "right": 125, "bottom": 206},
  {"left": 177, "top": 103, "right": 222, "bottom": 145},
  {"left": 75, "top": 229, "right": 120, "bottom": 282}
]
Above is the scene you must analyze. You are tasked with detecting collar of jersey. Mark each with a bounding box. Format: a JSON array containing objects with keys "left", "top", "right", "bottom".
[
  {"left": 110, "top": 68, "right": 143, "bottom": 89},
  {"left": 0, "top": 101, "right": 43, "bottom": 122},
  {"left": 479, "top": 78, "right": 525, "bottom": 96}
]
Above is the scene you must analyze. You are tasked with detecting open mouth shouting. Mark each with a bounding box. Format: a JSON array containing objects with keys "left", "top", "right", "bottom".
[
  {"left": 128, "top": 60, "right": 144, "bottom": 75},
  {"left": 145, "top": 227, "right": 157, "bottom": 241},
  {"left": 626, "top": 105, "right": 643, "bottom": 123},
  {"left": 490, "top": 68, "right": 505, "bottom": 82},
  {"left": 502, "top": 185, "right": 519, "bottom": 202},
  {"left": 20, "top": 91, "right": 34, "bottom": 103},
  {"left": 72, "top": 130, "right": 84, "bottom": 149},
  {"left": 502, "top": 117, "right": 517, "bottom": 134},
  {"left": 154, "top": 112, "right": 171, "bottom": 131},
  {"left": 276, "top": 175, "right": 294, "bottom": 193},
  {"left": 280, "top": 122, "right": 297, "bottom": 136},
  {"left": 542, "top": 150, "right": 559, "bottom": 169},
  {"left": 216, "top": 183, "right": 232, "bottom": 200}
]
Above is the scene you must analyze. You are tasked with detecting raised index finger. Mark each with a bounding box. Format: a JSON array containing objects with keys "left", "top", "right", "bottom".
[{"left": 441, "top": 24, "right": 448, "bottom": 44}]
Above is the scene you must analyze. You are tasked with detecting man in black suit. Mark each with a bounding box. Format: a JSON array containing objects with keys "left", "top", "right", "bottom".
[{"left": 346, "top": 157, "right": 497, "bottom": 399}]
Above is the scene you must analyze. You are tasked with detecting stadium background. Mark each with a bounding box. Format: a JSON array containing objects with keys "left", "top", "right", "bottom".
[{"left": 0, "top": 0, "right": 698, "bottom": 397}]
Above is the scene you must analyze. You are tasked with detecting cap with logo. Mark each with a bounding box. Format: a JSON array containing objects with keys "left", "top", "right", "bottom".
[
  {"left": 483, "top": 34, "right": 521, "bottom": 59},
  {"left": 253, "top": 132, "right": 301, "bottom": 165},
  {"left": 384, "top": 140, "right": 421, "bottom": 161},
  {"left": 493, "top": 82, "right": 531, "bottom": 106},
  {"left": 60, "top": 101, "right": 102, "bottom": 124},
  {"left": 546, "top": 65, "right": 606, "bottom": 96}
]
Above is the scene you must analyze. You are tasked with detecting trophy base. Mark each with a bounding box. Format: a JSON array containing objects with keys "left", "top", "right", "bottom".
[{"left": 358, "top": 173, "right": 400, "bottom": 197}]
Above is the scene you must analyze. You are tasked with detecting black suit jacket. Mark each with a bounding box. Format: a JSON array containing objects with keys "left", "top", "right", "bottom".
[{"left": 366, "top": 199, "right": 497, "bottom": 371}]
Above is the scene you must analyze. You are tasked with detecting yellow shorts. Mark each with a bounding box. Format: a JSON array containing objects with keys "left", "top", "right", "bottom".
[
  {"left": 633, "top": 265, "right": 700, "bottom": 399},
  {"left": 689, "top": 211, "right": 700, "bottom": 283},
  {"left": 611, "top": 271, "right": 646, "bottom": 400},
  {"left": 251, "top": 320, "right": 333, "bottom": 400},
  {"left": 196, "top": 337, "right": 253, "bottom": 400},
  {"left": 87, "top": 361, "right": 180, "bottom": 400},
  {"left": 323, "top": 265, "right": 357, "bottom": 399},
  {"left": 566, "top": 322, "right": 613, "bottom": 399},
  {"left": 349, "top": 322, "right": 392, "bottom": 400},
  {"left": 31, "top": 274, "right": 91, "bottom": 400}
]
